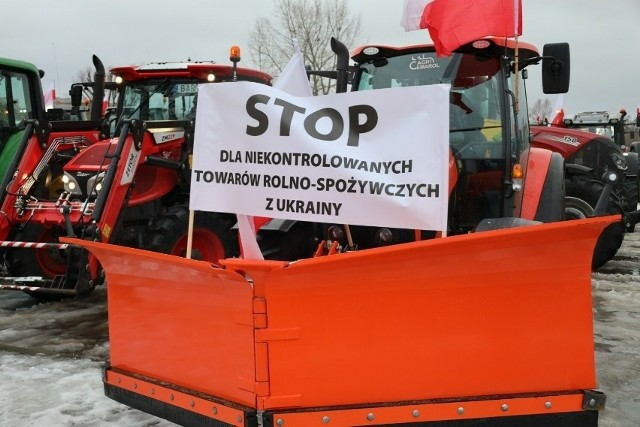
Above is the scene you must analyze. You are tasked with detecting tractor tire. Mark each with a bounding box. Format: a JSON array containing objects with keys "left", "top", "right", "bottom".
[
  {"left": 564, "top": 194, "right": 624, "bottom": 270},
  {"left": 564, "top": 196, "right": 594, "bottom": 220},
  {"left": 258, "top": 221, "right": 319, "bottom": 261},
  {"left": 593, "top": 206, "right": 625, "bottom": 270},
  {"left": 5, "top": 225, "right": 68, "bottom": 279},
  {"left": 4, "top": 225, "right": 74, "bottom": 301},
  {"left": 139, "top": 206, "right": 238, "bottom": 264},
  {"left": 567, "top": 174, "right": 627, "bottom": 250}
]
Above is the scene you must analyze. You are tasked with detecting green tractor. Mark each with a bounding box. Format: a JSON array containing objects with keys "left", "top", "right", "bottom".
[
  {"left": 0, "top": 57, "right": 46, "bottom": 183},
  {"left": 0, "top": 55, "right": 108, "bottom": 186}
]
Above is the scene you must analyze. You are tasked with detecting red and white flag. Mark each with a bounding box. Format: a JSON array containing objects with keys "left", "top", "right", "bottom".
[
  {"left": 401, "top": 0, "right": 523, "bottom": 56},
  {"left": 400, "top": 0, "right": 430, "bottom": 31},
  {"left": 550, "top": 94, "right": 565, "bottom": 127},
  {"left": 101, "top": 92, "right": 109, "bottom": 116},
  {"left": 44, "top": 82, "right": 56, "bottom": 110}
]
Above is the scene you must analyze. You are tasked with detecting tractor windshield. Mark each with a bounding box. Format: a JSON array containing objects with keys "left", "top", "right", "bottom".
[
  {"left": 355, "top": 50, "right": 525, "bottom": 229},
  {"left": 119, "top": 79, "right": 198, "bottom": 122},
  {"left": 0, "top": 70, "right": 34, "bottom": 129},
  {"left": 356, "top": 51, "right": 505, "bottom": 159}
]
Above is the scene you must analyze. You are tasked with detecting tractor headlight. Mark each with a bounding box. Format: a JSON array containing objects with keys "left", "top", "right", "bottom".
[
  {"left": 62, "top": 172, "right": 82, "bottom": 196},
  {"left": 603, "top": 169, "right": 622, "bottom": 186},
  {"left": 87, "top": 172, "right": 106, "bottom": 196}
]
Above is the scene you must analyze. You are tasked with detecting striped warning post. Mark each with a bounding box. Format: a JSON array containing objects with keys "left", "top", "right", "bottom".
[{"left": 0, "top": 241, "right": 70, "bottom": 249}]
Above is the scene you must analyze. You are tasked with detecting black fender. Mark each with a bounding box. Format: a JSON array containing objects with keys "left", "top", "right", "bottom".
[
  {"left": 534, "top": 152, "right": 566, "bottom": 222},
  {"left": 624, "top": 151, "right": 639, "bottom": 177}
]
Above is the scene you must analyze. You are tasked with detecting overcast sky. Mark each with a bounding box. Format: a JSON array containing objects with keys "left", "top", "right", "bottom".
[{"left": 2, "top": 0, "right": 638, "bottom": 116}]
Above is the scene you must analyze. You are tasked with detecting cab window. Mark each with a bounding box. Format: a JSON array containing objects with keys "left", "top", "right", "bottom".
[{"left": 0, "top": 70, "right": 33, "bottom": 128}]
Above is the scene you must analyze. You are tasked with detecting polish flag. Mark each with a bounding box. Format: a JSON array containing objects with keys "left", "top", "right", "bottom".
[
  {"left": 400, "top": 0, "right": 430, "bottom": 31},
  {"left": 401, "top": 0, "right": 523, "bottom": 56},
  {"left": 44, "top": 82, "right": 56, "bottom": 110},
  {"left": 550, "top": 94, "right": 565, "bottom": 127},
  {"left": 101, "top": 92, "right": 109, "bottom": 116}
]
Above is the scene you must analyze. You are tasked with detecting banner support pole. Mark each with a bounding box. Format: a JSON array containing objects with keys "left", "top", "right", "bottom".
[{"left": 186, "top": 209, "right": 195, "bottom": 259}]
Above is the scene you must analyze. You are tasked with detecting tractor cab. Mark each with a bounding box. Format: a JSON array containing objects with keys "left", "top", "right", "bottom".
[
  {"left": 349, "top": 38, "right": 569, "bottom": 234},
  {"left": 62, "top": 61, "right": 273, "bottom": 202},
  {"left": 0, "top": 55, "right": 272, "bottom": 299},
  {"left": 0, "top": 58, "right": 43, "bottom": 183},
  {"left": 563, "top": 110, "right": 629, "bottom": 150},
  {"left": 110, "top": 62, "right": 271, "bottom": 120},
  {"left": 266, "top": 37, "right": 570, "bottom": 258}
]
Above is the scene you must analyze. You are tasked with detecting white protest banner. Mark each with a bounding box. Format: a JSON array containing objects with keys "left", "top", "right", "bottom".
[{"left": 190, "top": 81, "right": 450, "bottom": 231}]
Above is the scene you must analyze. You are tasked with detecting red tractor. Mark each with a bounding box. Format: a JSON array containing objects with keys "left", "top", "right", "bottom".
[
  {"left": 0, "top": 50, "right": 271, "bottom": 299},
  {"left": 532, "top": 125, "right": 640, "bottom": 269},
  {"left": 258, "top": 38, "right": 582, "bottom": 261},
  {"left": 78, "top": 36, "right": 611, "bottom": 427},
  {"left": 0, "top": 55, "right": 109, "bottom": 292}
]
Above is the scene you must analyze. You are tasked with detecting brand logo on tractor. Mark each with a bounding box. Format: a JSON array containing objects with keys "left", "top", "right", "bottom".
[
  {"left": 543, "top": 133, "right": 580, "bottom": 147},
  {"left": 152, "top": 130, "right": 185, "bottom": 144},
  {"left": 561, "top": 135, "right": 579, "bottom": 146},
  {"left": 410, "top": 55, "right": 439, "bottom": 70},
  {"left": 120, "top": 143, "right": 142, "bottom": 185}
]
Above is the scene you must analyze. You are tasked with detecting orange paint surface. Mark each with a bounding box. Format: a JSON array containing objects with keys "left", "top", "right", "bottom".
[{"left": 65, "top": 214, "right": 615, "bottom": 412}]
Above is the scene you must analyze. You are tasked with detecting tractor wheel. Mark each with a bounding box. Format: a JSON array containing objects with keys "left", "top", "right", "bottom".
[
  {"left": 567, "top": 175, "right": 627, "bottom": 268},
  {"left": 565, "top": 196, "right": 624, "bottom": 270},
  {"left": 5, "top": 225, "right": 68, "bottom": 279},
  {"left": 258, "top": 221, "right": 319, "bottom": 261},
  {"left": 4, "top": 225, "right": 72, "bottom": 301},
  {"left": 564, "top": 196, "right": 594, "bottom": 220},
  {"left": 139, "top": 206, "right": 238, "bottom": 264},
  {"left": 593, "top": 205, "right": 626, "bottom": 270}
]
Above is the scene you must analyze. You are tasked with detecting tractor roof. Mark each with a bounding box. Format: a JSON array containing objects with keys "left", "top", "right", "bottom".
[
  {"left": 109, "top": 62, "right": 272, "bottom": 85},
  {"left": 0, "top": 57, "right": 42, "bottom": 78},
  {"left": 351, "top": 37, "right": 539, "bottom": 63},
  {"left": 572, "top": 111, "right": 614, "bottom": 124}
]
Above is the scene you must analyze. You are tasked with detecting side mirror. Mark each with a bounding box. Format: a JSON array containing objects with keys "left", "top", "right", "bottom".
[
  {"left": 69, "top": 84, "right": 83, "bottom": 108},
  {"left": 542, "top": 43, "right": 570, "bottom": 94}
]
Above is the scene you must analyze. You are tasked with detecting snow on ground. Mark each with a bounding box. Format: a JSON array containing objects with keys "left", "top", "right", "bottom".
[
  {"left": 1, "top": 231, "right": 639, "bottom": 426},
  {"left": 593, "top": 231, "right": 640, "bottom": 427},
  {"left": 0, "top": 287, "right": 174, "bottom": 426}
]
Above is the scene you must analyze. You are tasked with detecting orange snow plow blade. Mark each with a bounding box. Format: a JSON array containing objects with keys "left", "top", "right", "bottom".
[{"left": 64, "top": 215, "right": 615, "bottom": 426}]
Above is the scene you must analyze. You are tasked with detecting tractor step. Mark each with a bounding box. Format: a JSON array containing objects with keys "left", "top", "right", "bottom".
[
  {"left": 0, "top": 275, "right": 77, "bottom": 297},
  {"left": 0, "top": 240, "right": 94, "bottom": 297}
]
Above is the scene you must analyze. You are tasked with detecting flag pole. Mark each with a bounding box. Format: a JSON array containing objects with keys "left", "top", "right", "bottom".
[
  {"left": 186, "top": 153, "right": 195, "bottom": 259},
  {"left": 514, "top": 35, "right": 519, "bottom": 114},
  {"left": 513, "top": 0, "right": 520, "bottom": 114},
  {"left": 186, "top": 209, "right": 195, "bottom": 259}
]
